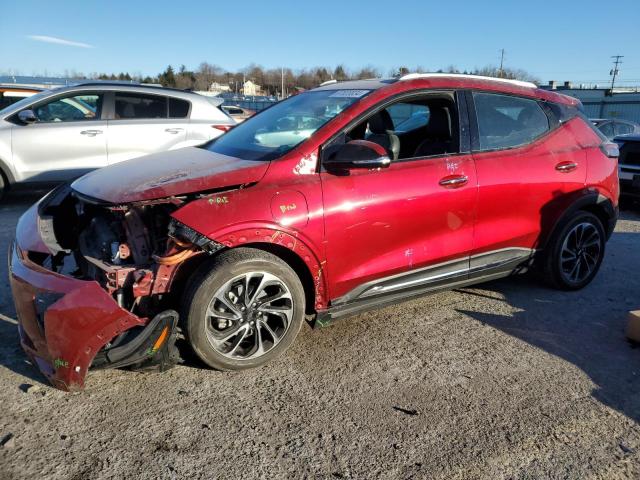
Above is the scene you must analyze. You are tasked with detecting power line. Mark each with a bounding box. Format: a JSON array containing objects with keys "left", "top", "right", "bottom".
[{"left": 610, "top": 55, "right": 623, "bottom": 90}]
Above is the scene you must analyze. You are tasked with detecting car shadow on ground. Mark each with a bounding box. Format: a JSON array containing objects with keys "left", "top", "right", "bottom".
[
  {"left": 0, "top": 314, "right": 49, "bottom": 386},
  {"left": 454, "top": 228, "right": 640, "bottom": 425},
  {"left": 0, "top": 191, "right": 51, "bottom": 387}
]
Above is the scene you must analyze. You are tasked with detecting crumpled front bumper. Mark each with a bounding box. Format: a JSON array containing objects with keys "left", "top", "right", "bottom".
[{"left": 9, "top": 205, "right": 146, "bottom": 391}]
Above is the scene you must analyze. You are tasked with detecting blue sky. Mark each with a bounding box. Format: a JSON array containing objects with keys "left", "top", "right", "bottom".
[{"left": 1, "top": 0, "right": 639, "bottom": 85}]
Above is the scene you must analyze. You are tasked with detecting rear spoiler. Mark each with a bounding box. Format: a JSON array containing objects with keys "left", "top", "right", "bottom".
[{"left": 204, "top": 96, "right": 224, "bottom": 107}]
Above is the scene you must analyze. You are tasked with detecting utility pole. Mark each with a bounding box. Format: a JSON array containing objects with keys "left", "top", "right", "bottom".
[
  {"left": 610, "top": 55, "right": 623, "bottom": 90},
  {"left": 281, "top": 67, "right": 285, "bottom": 100},
  {"left": 498, "top": 49, "right": 505, "bottom": 78}
]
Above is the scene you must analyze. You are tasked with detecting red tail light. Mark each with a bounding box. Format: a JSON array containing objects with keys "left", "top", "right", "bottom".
[
  {"left": 212, "top": 125, "right": 233, "bottom": 132},
  {"left": 600, "top": 142, "right": 619, "bottom": 158}
]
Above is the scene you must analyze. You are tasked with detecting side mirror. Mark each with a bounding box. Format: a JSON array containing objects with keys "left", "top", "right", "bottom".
[
  {"left": 324, "top": 140, "right": 391, "bottom": 170},
  {"left": 18, "top": 110, "right": 38, "bottom": 124}
]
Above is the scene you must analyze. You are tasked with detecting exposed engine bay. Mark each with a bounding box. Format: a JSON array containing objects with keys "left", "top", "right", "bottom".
[{"left": 31, "top": 184, "right": 225, "bottom": 375}]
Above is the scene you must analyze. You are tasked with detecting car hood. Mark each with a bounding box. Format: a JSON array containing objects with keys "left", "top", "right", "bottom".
[{"left": 71, "top": 147, "right": 270, "bottom": 204}]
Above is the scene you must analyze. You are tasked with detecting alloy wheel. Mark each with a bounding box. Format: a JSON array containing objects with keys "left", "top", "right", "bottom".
[
  {"left": 559, "top": 222, "right": 602, "bottom": 285},
  {"left": 205, "top": 272, "right": 294, "bottom": 360}
]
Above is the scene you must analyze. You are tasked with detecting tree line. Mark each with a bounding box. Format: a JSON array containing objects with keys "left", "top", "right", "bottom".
[{"left": 80, "top": 62, "right": 539, "bottom": 95}]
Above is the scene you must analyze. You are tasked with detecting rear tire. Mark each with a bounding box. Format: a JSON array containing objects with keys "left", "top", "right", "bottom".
[
  {"left": 0, "top": 173, "right": 5, "bottom": 202},
  {"left": 541, "top": 211, "right": 605, "bottom": 290},
  {"left": 182, "top": 248, "right": 305, "bottom": 370}
]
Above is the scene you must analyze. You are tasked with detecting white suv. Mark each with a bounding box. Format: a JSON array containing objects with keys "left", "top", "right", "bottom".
[{"left": 0, "top": 83, "right": 236, "bottom": 196}]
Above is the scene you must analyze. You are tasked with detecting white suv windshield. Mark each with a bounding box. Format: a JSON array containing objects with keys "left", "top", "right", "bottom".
[{"left": 206, "top": 89, "right": 370, "bottom": 161}]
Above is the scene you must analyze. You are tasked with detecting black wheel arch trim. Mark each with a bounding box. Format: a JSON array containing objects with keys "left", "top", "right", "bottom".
[
  {"left": 0, "top": 157, "right": 15, "bottom": 185},
  {"left": 541, "top": 191, "right": 617, "bottom": 251}
]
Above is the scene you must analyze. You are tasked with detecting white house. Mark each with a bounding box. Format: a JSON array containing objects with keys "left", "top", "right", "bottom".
[
  {"left": 242, "top": 80, "right": 262, "bottom": 96},
  {"left": 209, "top": 82, "right": 231, "bottom": 94}
]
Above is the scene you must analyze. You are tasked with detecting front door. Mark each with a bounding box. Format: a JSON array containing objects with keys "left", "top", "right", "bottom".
[
  {"left": 320, "top": 91, "right": 477, "bottom": 303},
  {"left": 11, "top": 92, "right": 107, "bottom": 181}
]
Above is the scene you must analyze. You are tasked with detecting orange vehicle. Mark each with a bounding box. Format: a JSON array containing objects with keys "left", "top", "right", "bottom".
[{"left": 0, "top": 85, "right": 42, "bottom": 110}]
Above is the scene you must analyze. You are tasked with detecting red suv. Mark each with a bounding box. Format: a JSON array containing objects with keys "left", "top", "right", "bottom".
[{"left": 10, "top": 74, "right": 619, "bottom": 391}]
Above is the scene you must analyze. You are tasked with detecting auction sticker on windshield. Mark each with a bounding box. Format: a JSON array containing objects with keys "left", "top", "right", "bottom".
[{"left": 329, "top": 90, "right": 370, "bottom": 98}]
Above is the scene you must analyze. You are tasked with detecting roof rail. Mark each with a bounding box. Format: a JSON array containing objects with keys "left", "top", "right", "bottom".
[
  {"left": 68, "top": 81, "right": 194, "bottom": 93},
  {"left": 319, "top": 79, "right": 338, "bottom": 86},
  {"left": 73, "top": 80, "right": 143, "bottom": 87},
  {"left": 399, "top": 73, "right": 537, "bottom": 89}
]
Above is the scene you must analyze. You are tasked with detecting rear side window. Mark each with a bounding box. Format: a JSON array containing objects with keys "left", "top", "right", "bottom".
[
  {"left": 169, "top": 98, "right": 190, "bottom": 118},
  {"left": 115, "top": 93, "right": 167, "bottom": 119},
  {"left": 473, "top": 92, "right": 549, "bottom": 151}
]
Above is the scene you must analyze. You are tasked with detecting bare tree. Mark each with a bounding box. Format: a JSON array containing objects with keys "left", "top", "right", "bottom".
[
  {"left": 195, "top": 62, "right": 224, "bottom": 90},
  {"left": 473, "top": 65, "right": 539, "bottom": 84},
  {"left": 334, "top": 65, "right": 348, "bottom": 81},
  {"left": 55, "top": 61, "right": 540, "bottom": 95},
  {"left": 353, "top": 65, "right": 381, "bottom": 79}
]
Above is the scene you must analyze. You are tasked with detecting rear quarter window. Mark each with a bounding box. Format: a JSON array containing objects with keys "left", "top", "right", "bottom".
[{"left": 169, "top": 98, "right": 190, "bottom": 118}]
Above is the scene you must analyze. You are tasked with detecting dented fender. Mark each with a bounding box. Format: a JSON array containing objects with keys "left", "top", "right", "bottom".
[{"left": 170, "top": 187, "right": 329, "bottom": 310}]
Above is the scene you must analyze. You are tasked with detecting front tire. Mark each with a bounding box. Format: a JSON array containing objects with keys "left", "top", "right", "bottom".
[
  {"left": 182, "top": 248, "right": 305, "bottom": 370},
  {"left": 541, "top": 211, "right": 606, "bottom": 290}
]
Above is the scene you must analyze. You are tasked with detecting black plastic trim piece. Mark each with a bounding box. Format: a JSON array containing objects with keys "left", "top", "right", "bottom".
[
  {"left": 0, "top": 157, "right": 15, "bottom": 184},
  {"left": 541, "top": 192, "right": 617, "bottom": 248},
  {"left": 316, "top": 248, "right": 534, "bottom": 327},
  {"left": 92, "top": 309, "right": 180, "bottom": 370},
  {"left": 169, "top": 219, "right": 225, "bottom": 254}
]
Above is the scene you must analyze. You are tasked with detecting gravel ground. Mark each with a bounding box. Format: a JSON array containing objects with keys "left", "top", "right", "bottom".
[{"left": 0, "top": 191, "right": 639, "bottom": 480}]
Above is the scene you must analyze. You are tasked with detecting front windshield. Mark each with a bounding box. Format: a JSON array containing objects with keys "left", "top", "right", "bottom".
[{"left": 206, "top": 89, "right": 371, "bottom": 161}]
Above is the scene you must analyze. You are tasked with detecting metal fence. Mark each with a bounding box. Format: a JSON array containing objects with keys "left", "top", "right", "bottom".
[
  {"left": 221, "top": 98, "right": 278, "bottom": 112},
  {"left": 553, "top": 88, "right": 640, "bottom": 123}
]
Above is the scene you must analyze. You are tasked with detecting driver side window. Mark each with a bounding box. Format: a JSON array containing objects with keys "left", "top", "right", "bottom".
[
  {"left": 333, "top": 92, "right": 460, "bottom": 162},
  {"left": 32, "top": 93, "right": 103, "bottom": 123}
]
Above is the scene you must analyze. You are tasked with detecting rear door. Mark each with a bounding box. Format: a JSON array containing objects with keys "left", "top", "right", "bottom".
[
  {"left": 106, "top": 91, "right": 188, "bottom": 164},
  {"left": 11, "top": 91, "right": 107, "bottom": 181},
  {"left": 468, "top": 91, "right": 587, "bottom": 262}
]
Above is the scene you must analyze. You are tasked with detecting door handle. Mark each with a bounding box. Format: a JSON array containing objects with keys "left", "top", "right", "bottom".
[
  {"left": 80, "top": 129, "right": 103, "bottom": 137},
  {"left": 439, "top": 175, "right": 468, "bottom": 188},
  {"left": 165, "top": 128, "right": 184, "bottom": 134},
  {"left": 555, "top": 161, "right": 578, "bottom": 173}
]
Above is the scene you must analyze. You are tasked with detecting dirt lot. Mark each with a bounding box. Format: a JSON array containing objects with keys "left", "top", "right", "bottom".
[{"left": 0, "top": 192, "right": 639, "bottom": 480}]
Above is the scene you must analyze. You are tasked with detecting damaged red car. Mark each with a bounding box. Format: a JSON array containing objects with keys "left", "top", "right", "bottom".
[{"left": 10, "top": 74, "right": 619, "bottom": 391}]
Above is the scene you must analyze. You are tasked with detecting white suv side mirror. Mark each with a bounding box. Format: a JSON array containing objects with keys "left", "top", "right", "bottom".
[{"left": 18, "top": 110, "right": 38, "bottom": 124}]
